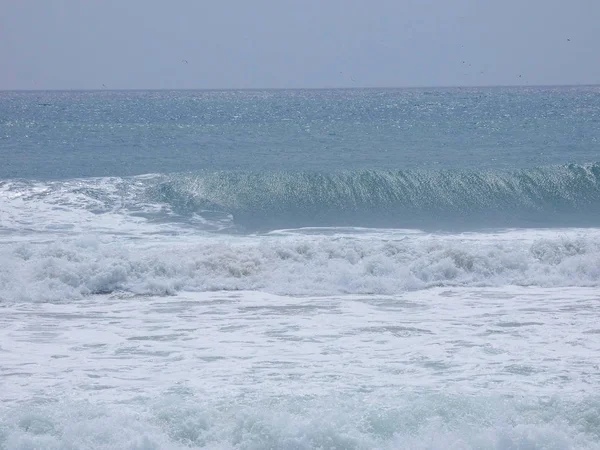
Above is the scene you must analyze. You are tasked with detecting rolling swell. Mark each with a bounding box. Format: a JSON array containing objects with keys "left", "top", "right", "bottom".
[{"left": 150, "top": 163, "right": 600, "bottom": 230}]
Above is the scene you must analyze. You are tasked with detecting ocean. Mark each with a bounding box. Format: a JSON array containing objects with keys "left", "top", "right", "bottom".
[{"left": 1, "top": 87, "right": 600, "bottom": 449}]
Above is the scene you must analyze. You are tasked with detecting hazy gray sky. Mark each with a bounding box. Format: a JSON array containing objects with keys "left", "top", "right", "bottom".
[{"left": 1, "top": 0, "right": 599, "bottom": 89}]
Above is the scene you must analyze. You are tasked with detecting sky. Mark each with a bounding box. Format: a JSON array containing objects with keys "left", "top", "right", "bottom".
[{"left": 1, "top": 0, "right": 599, "bottom": 90}]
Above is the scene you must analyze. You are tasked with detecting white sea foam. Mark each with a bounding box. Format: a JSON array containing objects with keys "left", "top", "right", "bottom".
[
  {"left": 1, "top": 288, "right": 600, "bottom": 449},
  {"left": 3, "top": 176, "right": 600, "bottom": 449},
  {"left": 1, "top": 227, "right": 600, "bottom": 303},
  {"left": 2, "top": 394, "right": 599, "bottom": 449}
]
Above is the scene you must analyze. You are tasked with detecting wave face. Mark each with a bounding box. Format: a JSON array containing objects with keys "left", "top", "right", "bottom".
[
  {"left": 150, "top": 163, "right": 600, "bottom": 231},
  {"left": 2, "top": 163, "right": 600, "bottom": 234}
]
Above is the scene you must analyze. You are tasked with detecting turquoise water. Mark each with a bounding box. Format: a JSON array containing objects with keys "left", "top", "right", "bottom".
[{"left": 2, "top": 87, "right": 599, "bottom": 179}]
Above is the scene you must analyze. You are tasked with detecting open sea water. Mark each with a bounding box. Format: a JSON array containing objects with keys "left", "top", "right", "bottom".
[{"left": 1, "top": 87, "right": 600, "bottom": 449}]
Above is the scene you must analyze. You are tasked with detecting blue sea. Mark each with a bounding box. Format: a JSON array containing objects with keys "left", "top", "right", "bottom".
[{"left": 1, "top": 87, "right": 600, "bottom": 449}]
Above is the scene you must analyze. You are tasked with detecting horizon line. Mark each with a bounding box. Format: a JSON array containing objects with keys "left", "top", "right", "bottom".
[{"left": 1, "top": 82, "right": 599, "bottom": 92}]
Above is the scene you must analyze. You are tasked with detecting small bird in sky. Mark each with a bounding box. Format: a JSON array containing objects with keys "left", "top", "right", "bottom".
[{"left": 182, "top": 59, "right": 188, "bottom": 64}]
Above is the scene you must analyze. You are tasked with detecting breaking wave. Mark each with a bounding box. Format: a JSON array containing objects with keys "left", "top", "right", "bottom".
[
  {"left": 2, "top": 229, "right": 600, "bottom": 302},
  {"left": 149, "top": 163, "right": 600, "bottom": 230},
  {"left": 2, "top": 163, "right": 600, "bottom": 234}
]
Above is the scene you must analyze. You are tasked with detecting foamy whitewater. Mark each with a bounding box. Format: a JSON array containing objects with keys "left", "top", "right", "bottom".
[{"left": 1, "top": 87, "right": 600, "bottom": 449}]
